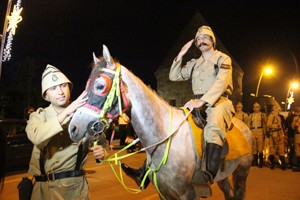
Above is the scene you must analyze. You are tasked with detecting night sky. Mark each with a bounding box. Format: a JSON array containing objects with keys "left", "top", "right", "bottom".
[{"left": 1, "top": 0, "right": 300, "bottom": 107}]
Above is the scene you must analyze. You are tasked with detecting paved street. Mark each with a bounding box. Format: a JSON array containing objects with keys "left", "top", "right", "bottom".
[{"left": 1, "top": 145, "right": 300, "bottom": 200}]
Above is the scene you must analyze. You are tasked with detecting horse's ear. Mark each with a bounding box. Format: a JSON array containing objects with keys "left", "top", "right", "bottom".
[
  {"left": 103, "top": 44, "right": 116, "bottom": 70},
  {"left": 93, "top": 52, "right": 100, "bottom": 64}
]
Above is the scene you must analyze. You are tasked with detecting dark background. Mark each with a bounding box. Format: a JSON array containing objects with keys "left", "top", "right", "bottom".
[{"left": 1, "top": 0, "right": 300, "bottom": 117}]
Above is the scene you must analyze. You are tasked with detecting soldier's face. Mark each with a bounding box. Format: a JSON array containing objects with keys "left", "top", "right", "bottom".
[
  {"left": 45, "top": 83, "right": 70, "bottom": 107},
  {"left": 236, "top": 105, "right": 242, "bottom": 112},
  {"left": 195, "top": 34, "right": 214, "bottom": 51},
  {"left": 253, "top": 105, "right": 260, "bottom": 112}
]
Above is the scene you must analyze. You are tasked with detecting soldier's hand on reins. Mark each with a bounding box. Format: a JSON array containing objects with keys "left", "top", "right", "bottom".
[
  {"left": 90, "top": 145, "right": 107, "bottom": 160},
  {"left": 184, "top": 99, "right": 205, "bottom": 111}
]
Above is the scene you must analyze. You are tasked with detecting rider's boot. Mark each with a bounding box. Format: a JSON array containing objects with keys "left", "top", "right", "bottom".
[
  {"left": 121, "top": 160, "right": 150, "bottom": 189},
  {"left": 269, "top": 155, "right": 275, "bottom": 169},
  {"left": 258, "top": 152, "right": 264, "bottom": 168},
  {"left": 202, "top": 143, "right": 223, "bottom": 184}
]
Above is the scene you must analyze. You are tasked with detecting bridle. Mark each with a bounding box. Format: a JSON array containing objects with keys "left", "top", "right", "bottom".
[{"left": 77, "top": 62, "right": 129, "bottom": 136}]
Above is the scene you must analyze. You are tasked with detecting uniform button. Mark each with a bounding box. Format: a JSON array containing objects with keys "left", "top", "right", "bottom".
[
  {"left": 56, "top": 159, "right": 59, "bottom": 163},
  {"left": 59, "top": 147, "right": 63, "bottom": 151},
  {"left": 202, "top": 69, "right": 205, "bottom": 72}
]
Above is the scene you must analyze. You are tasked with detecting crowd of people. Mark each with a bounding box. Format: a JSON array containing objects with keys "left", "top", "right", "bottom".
[{"left": 235, "top": 101, "right": 300, "bottom": 172}]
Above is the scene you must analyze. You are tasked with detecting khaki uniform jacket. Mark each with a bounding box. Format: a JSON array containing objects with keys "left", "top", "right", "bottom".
[
  {"left": 26, "top": 104, "right": 80, "bottom": 175},
  {"left": 235, "top": 111, "right": 249, "bottom": 125},
  {"left": 169, "top": 50, "right": 232, "bottom": 106},
  {"left": 267, "top": 112, "right": 284, "bottom": 135},
  {"left": 248, "top": 112, "right": 266, "bottom": 130},
  {"left": 26, "top": 104, "right": 108, "bottom": 199},
  {"left": 267, "top": 112, "right": 285, "bottom": 156}
]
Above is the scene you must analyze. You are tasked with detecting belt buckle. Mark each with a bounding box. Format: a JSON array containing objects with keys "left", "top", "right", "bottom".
[{"left": 47, "top": 171, "right": 55, "bottom": 182}]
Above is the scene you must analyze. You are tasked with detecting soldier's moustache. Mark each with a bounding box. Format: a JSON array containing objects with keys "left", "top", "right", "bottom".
[{"left": 198, "top": 43, "right": 208, "bottom": 48}]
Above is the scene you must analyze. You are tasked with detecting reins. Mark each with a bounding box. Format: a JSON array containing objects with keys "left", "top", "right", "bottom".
[{"left": 102, "top": 107, "right": 192, "bottom": 198}]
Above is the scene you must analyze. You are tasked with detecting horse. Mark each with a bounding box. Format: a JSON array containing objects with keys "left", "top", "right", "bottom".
[{"left": 68, "top": 45, "right": 253, "bottom": 200}]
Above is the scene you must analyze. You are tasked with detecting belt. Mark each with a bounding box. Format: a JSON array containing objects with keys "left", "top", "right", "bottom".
[
  {"left": 269, "top": 128, "right": 281, "bottom": 132},
  {"left": 34, "top": 170, "right": 86, "bottom": 182},
  {"left": 250, "top": 126, "right": 263, "bottom": 130},
  {"left": 194, "top": 93, "right": 228, "bottom": 99}
]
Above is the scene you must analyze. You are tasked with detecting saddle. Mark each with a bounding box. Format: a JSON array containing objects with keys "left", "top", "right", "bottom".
[
  {"left": 183, "top": 107, "right": 251, "bottom": 161},
  {"left": 191, "top": 106, "right": 208, "bottom": 129}
]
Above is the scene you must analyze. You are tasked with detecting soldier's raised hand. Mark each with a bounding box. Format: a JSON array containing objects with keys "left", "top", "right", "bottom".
[{"left": 176, "top": 39, "right": 194, "bottom": 61}]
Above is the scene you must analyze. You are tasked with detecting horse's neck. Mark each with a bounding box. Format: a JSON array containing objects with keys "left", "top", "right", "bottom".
[{"left": 121, "top": 66, "right": 170, "bottom": 146}]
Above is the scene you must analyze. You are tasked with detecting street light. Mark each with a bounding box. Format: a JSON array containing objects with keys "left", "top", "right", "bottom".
[
  {"left": 255, "top": 67, "right": 273, "bottom": 97},
  {"left": 285, "top": 82, "right": 299, "bottom": 111}
]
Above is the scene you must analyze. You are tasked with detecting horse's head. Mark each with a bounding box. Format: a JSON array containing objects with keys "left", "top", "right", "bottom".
[{"left": 69, "top": 45, "right": 129, "bottom": 143}]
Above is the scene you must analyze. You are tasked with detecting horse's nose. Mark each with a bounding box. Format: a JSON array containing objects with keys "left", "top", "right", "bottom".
[{"left": 70, "top": 125, "right": 77, "bottom": 134}]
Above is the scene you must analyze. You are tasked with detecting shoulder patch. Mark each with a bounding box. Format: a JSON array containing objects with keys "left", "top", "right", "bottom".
[{"left": 220, "top": 64, "right": 232, "bottom": 69}]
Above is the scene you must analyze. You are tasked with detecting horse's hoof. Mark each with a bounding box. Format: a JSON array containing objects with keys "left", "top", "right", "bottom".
[{"left": 195, "top": 184, "right": 212, "bottom": 198}]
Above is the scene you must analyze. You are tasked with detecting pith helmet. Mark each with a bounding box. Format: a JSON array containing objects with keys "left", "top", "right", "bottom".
[
  {"left": 195, "top": 25, "right": 216, "bottom": 48},
  {"left": 272, "top": 102, "right": 282, "bottom": 112},
  {"left": 41, "top": 64, "right": 72, "bottom": 99}
]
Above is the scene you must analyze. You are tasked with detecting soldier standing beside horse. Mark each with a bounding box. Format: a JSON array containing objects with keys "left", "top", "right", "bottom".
[{"left": 26, "top": 65, "right": 108, "bottom": 199}]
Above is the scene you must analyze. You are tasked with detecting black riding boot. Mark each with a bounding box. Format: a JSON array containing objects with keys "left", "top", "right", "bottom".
[
  {"left": 279, "top": 156, "right": 286, "bottom": 170},
  {"left": 203, "top": 143, "right": 223, "bottom": 184},
  {"left": 258, "top": 153, "right": 264, "bottom": 168},
  {"left": 269, "top": 155, "right": 275, "bottom": 169},
  {"left": 121, "top": 160, "right": 150, "bottom": 189},
  {"left": 252, "top": 154, "right": 258, "bottom": 166}
]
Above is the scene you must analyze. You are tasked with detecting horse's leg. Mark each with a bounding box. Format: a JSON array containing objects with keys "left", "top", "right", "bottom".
[
  {"left": 232, "top": 158, "right": 251, "bottom": 200},
  {"left": 217, "top": 177, "right": 234, "bottom": 200}
]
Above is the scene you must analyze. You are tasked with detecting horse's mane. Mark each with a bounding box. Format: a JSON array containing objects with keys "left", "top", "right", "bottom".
[{"left": 121, "top": 65, "right": 172, "bottom": 111}]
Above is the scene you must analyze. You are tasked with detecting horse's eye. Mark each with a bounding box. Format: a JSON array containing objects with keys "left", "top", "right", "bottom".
[{"left": 92, "top": 74, "right": 112, "bottom": 96}]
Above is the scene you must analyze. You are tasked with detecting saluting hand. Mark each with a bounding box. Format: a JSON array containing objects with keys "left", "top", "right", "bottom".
[{"left": 177, "top": 39, "right": 194, "bottom": 61}]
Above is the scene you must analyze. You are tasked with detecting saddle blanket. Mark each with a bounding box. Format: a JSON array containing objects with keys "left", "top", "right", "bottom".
[{"left": 182, "top": 108, "right": 251, "bottom": 160}]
